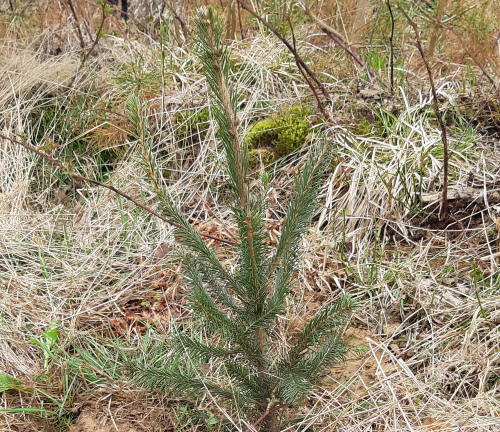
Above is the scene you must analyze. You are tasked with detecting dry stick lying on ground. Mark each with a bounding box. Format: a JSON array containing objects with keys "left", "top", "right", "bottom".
[
  {"left": 0, "top": 133, "right": 236, "bottom": 246},
  {"left": 237, "top": 1, "right": 331, "bottom": 120}
]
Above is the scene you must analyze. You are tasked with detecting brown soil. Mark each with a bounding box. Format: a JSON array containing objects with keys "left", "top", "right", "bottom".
[
  {"left": 68, "top": 409, "right": 147, "bottom": 432},
  {"left": 67, "top": 393, "right": 175, "bottom": 432},
  {"left": 327, "top": 328, "right": 397, "bottom": 396}
]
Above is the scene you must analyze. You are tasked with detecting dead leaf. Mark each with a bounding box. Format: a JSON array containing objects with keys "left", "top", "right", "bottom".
[
  {"left": 154, "top": 243, "right": 170, "bottom": 259},
  {"left": 423, "top": 418, "right": 452, "bottom": 430}
]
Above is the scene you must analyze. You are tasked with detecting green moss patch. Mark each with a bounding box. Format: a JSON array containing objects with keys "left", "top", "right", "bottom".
[{"left": 246, "top": 105, "right": 313, "bottom": 156}]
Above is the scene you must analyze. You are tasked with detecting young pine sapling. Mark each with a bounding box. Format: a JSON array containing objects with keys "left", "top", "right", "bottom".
[{"left": 134, "top": 9, "right": 356, "bottom": 432}]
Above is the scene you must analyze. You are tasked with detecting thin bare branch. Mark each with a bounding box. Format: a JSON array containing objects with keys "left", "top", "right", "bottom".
[
  {"left": 237, "top": 0, "right": 331, "bottom": 119},
  {"left": 298, "top": 0, "right": 375, "bottom": 81},
  {"left": 0, "top": 133, "right": 236, "bottom": 246},
  {"left": 397, "top": 6, "right": 449, "bottom": 220}
]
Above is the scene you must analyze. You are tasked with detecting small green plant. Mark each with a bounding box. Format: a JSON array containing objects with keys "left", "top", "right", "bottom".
[
  {"left": 0, "top": 373, "right": 24, "bottom": 393},
  {"left": 114, "top": 57, "right": 163, "bottom": 96},
  {"left": 133, "top": 9, "right": 356, "bottom": 432},
  {"left": 31, "top": 322, "right": 60, "bottom": 372},
  {"left": 246, "top": 105, "right": 313, "bottom": 156},
  {"left": 0, "top": 324, "right": 83, "bottom": 427},
  {"left": 0, "top": 371, "right": 60, "bottom": 420}
]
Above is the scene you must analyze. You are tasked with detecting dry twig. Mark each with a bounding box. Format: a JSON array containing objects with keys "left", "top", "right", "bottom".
[{"left": 0, "top": 133, "right": 236, "bottom": 246}]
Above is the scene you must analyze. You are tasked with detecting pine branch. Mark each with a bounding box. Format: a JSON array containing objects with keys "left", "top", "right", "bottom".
[
  {"left": 132, "top": 365, "right": 204, "bottom": 395},
  {"left": 133, "top": 365, "right": 242, "bottom": 401},
  {"left": 276, "top": 370, "right": 312, "bottom": 405},
  {"left": 224, "top": 361, "right": 262, "bottom": 402},
  {"left": 283, "top": 295, "right": 356, "bottom": 371},
  {"left": 175, "top": 334, "right": 239, "bottom": 361},
  {"left": 302, "top": 331, "right": 348, "bottom": 376},
  {"left": 126, "top": 95, "right": 155, "bottom": 181},
  {"left": 195, "top": 9, "right": 248, "bottom": 207},
  {"left": 195, "top": 9, "right": 271, "bottom": 378},
  {"left": 189, "top": 280, "right": 261, "bottom": 366},
  {"left": 269, "top": 142, "right": 331, "bottom": 276},
  {"left": 183, "top": 254, "right": 238, "bottom": 309},
  {"left": 234, "top": 206, "right": 269, "bottom": 312},
  {"left": 168, "top": 209, "right": 246, "bottom": 297}
]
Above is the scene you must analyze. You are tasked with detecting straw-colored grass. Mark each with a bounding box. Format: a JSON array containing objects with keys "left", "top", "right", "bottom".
[{"left": 1, "top": 2, "right": 499, "bottom": 431}]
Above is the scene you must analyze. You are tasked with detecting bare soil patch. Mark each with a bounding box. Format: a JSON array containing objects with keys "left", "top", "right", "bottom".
[{"left": 67, "top": 392, "right": 175, "bottom": 432}]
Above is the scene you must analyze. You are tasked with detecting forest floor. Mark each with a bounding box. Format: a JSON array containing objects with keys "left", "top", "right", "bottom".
[{"left": 0, "top": 1, "right": 499, "bottom": 431}]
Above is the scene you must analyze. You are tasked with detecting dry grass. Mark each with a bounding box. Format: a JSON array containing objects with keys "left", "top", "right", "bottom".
[{"left": 1, "top": 1, "right": 499, "bottom": 431}]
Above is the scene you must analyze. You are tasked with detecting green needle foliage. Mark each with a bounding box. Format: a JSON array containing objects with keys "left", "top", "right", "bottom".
[{"left": 133, "top": 8, "right": 356, "bottom": 432}]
